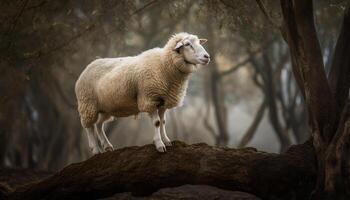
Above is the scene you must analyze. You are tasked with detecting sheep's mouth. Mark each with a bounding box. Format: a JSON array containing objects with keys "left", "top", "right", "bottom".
[{"left": 199, "top": 58, "right": 210, "bottom": 65}]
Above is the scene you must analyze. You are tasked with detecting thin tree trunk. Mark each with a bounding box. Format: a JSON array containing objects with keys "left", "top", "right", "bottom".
[
  {"left": 207, "top": 17, "right": 229, "bottom": 146},
  {"left": 238, "top": 99, "right": 266, "bottom": 147},
  {"left": 263, "top": 54, "right": 292, "bottom": 152},
  {"left": 210, "top": 73, "right": 229, "bottom": 146}
]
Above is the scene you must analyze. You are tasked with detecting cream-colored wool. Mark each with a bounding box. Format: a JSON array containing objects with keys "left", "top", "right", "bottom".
[{"left": 75, "top": 32, "right": 210, "bottom": 153}]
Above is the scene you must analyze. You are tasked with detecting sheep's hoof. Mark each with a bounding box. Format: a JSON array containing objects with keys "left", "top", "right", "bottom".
[
  {"left": 154, "top": 140, "right": 167, "bottom": 152},
  {"left": 91, "top": 147, "right": 100, "bottom": 155},
  {"left": 156, "top": 146, "right": 167, "bottom": 152},
  {"left": 105, "top": 146, "right": 114, "bottom": 152}
]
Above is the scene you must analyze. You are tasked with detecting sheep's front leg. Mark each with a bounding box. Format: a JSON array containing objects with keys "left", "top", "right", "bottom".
[
  {"left": 150, "top": 110, "right": 166, "bottom": 152},
  {"left": 95, "top": 113, "right": 114, "bottom": 152},
  {"left": 158, "top": 108, "right": 171, "bottom": 146}
]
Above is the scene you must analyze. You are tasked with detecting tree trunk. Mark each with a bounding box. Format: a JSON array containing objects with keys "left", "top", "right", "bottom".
[
  {"left": 320, "top": 101, "right": 350, "bottom": 199},
  {"left": 277, "top": 0, "right": 350, "bottom": 199},
  {"left": 320, "top": 5, "right": 350, "bottom": 197},
  {"left": 207, "top": 17, "right": 229, "bottom": 146},
  {"left": 263, "top": 54, "right": 292, "bottom": 152},
  {"left": 0, "top": 64, "right": 27, "bottom": 167},
  {"left": 210, "top": 72, "right": 229, "bottom": 146},
  {"left": 238, "top": 99, "right": 266, "bottom": 147},
  {"left": 7, "top": 141, "right": 316, "bottom": 200},
  {"left": 248, "top": 51, "right": 292, "bottom": 152}
]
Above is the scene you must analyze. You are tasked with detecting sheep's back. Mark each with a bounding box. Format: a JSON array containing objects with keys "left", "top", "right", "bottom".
[
  {"left": 76, "top": 59, "right": 114, "bottom": 97},
  {"left": 94, "top": 58, "right": 139, "bottom": 114},
  {"left": 75, "top": 58, "right": 131, "bottom": 101}
]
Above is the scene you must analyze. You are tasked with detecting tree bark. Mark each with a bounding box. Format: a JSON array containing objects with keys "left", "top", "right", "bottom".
[
  {"left": 256, "top": 0, "right": 350, "bottom": 198},
  {"left": 321, "top": 101, "right": 350, "bottom": 199},
  {"left": 7, "top": 141, "right": 316, "bottom": 200},
  {"left": 320, "top": 6, "right": 350, "bottom": 198},
  {"left": 278, "top": 0, "right": 350, "bottom": 199},
  {"left": 328, "top": 5, "right": 350, "bottom": 128},
  {"left": 280, "top": 0, "right": 336, "bottom": 139}
]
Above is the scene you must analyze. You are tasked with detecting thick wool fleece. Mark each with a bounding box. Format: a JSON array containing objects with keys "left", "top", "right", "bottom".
[{"left": 75, "top": 32, "right": 197, "bottom": 128}]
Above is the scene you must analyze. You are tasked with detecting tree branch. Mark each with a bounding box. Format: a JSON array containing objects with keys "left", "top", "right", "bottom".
[
  {"left": 255, "top": 0, "right": 280, "bottom": 28},
  {"left": 328, "top": 4, "right": 350, "bottom": 123},
  {"left": 238, "top": 99, "right": 266, "bottom": 147},
  {"left": 23, "top": 24, "right": 96, "bottom": 59},
  {"left": 280, "top": 0, "right": 335, "bottom": 143},
  {"left": 131, "top": 0, "right": 158, "bottom": 16},
  {"left": 23, "top": 0, "right": 160, "bottom": 60},
  {"left": 219, "top": 55, "right": 255, "bottom": 78},
  {"left": 9, "top": 141, "right": 316, "bottom": 200},
  {"left": 4, "top": 0, "right": 30, "bottom": 50}
]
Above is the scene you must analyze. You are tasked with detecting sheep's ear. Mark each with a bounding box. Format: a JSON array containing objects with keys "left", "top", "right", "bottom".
[
  {"left": 174, "top": 41, "right": 184, "bottom": 51},
  {"left": 199, "top": 39, "right": 208, "bottom": 44}
]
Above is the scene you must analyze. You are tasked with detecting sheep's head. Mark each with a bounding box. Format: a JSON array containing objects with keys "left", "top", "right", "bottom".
[{"left": 172, "top": 33, "right": 210, "bottom": 66}]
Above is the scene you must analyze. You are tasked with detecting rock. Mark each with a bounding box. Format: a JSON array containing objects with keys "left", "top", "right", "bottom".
[{"left": 105, "top": 185, "right": 261, "bottom": 200}]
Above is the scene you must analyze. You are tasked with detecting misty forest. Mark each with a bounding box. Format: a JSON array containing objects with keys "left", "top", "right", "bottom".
[{"left": 0, "top": 0, "right": 349, "bottom": 199}]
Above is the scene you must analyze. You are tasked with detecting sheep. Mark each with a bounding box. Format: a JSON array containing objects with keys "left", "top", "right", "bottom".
[{"left": 75, "top": 32, "right": 210, "bottom": 154}]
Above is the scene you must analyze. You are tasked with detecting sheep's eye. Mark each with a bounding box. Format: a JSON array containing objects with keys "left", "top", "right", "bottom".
[{"left": 184, "top": 43, "right": 191, "bottom": 46}]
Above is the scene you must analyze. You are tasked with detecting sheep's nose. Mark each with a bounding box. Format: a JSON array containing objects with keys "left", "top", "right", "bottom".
[{"left": 204, "top": 54, "right": 210, "bottom": 59}]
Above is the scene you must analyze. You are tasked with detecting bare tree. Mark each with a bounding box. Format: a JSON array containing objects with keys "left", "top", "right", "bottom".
[{"left": 257, "top": 0, "right": 350, "bottom": 198}]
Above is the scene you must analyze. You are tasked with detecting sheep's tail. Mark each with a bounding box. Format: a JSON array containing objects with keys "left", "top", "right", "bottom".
[{"left": 0, "top": 182, "right": 12, "bottom": 200}]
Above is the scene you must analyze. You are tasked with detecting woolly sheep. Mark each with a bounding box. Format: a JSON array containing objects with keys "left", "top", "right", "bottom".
[{"left": 75, "top": 32, "right": 210, "bottom": 154}]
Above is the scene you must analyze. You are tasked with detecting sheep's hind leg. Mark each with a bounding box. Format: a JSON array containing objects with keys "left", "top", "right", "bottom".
[
  {"left": 158, "top": 108, "right": 171, "bottom": 146},
  {"left": 150, "top": 110, "right": 166, "bottom": 152},
  {"left": 95, "top": 113, "right": 114, "bottom": 152},
  {"left": 86, "top": 127, "right": 102, "bottom": 155},
  {"left": 80, "top": 104, "right": 102, "bottom": 154}
]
